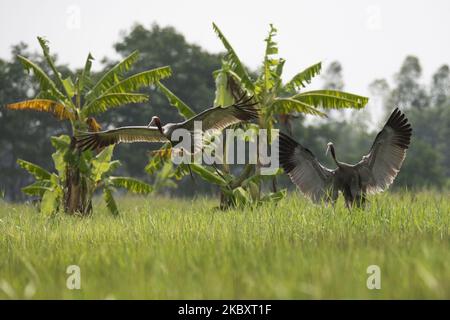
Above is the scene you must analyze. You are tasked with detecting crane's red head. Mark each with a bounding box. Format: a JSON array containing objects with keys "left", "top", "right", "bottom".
[{"left": 149, "top": 116, "right": 163, "bottom": 134}]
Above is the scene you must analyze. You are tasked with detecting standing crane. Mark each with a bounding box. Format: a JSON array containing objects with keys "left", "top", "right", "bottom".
[
  {"left": 279, "top": 108, "right": 412, "bottom": 208},
  {"left": 75, "top": 95, "right": 258, "bottom": 152}
]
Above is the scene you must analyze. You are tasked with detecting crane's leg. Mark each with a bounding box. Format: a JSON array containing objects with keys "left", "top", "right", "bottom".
[{"left": 343, "top": 186, "right": 354, "bottom": 212}]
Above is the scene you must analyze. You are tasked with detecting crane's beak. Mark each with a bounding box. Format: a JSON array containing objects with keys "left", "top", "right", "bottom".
[
  {"left": 149, "top": 117, "right": 163, "bottom": 134},
  {"left": 154, "top": 118, "right": 163, "bottom": 134}
]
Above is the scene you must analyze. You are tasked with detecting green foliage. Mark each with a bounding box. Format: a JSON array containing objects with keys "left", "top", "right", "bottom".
[
  {"left": 106, "top": 67, "right": 172, "bottom": 94},
  {"left": 19, "top": 134, "right": 153, "bottom": 216},
  {"left": 8, "top": 37, "right": 168, "bottom": 215},
  {"left": 212, "top": 23, "right": 254, "bottom": 91},
  {"left": 284, "top": 62, "right": 322, "bottom": 91},
  {"left": 156, "top": 81, "right": 195, "bottom": 119},
  {"left": 17, "top": 159, "right": 51, "bottom": 180},
  {"left": 21, "top": 180, "right": 52, "bottom": 197},
  {"left": 17, "top": 55, "right": 65, "bottom": 101},
  {"left": 272, "top": 98, "right": 326, "bottom": 117},
  {"left": 190, "top": 164, "right": 228, "bottom": 187},
  {"left": 293, "top": 90, "right": 368, "bottom": 109},
  {"left": 109, "top": 177, "right": 154, "bottom": 194},
  {"left": 103, "top": 187, "right": 119, "bottom": 216},
  {"left": 82, "top": 93, "right": 149, "bottom": 116},
  {"left": 85, "top": 51, "right": 140, "bottom": 102},
  {"left": 78, "top": 53, "right": 94, "bottom": 94}
]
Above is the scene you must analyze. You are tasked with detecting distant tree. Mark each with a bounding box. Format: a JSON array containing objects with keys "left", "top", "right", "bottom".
[
  {"left": 369, "top": 78, "right": 390, "bottom": 112},
  {"left": 430, "top": 65, "right": 450, "bottom": 107},
  {"left": 322, "top": 61, "right": 344, "bottom": 91},
  {"left": 373, "top": 57, "right": 448, "bottom": 188},
  {"left": 388, "top": 56, "right": 429, "bottom": 112}
]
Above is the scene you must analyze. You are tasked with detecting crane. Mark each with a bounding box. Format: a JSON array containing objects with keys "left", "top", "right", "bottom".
[
  {"left": 75, "top": 95, "right": 258, "bottom": 152},
  {"left": 279, "top": 108, "right": 412, "bottom": 208}
]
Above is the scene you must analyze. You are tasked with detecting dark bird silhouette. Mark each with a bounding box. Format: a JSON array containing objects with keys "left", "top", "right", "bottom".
[
  {"left": 75, "top": 95, "right": 259, "bottom": 152},
  {"left": 279, "top": 108, "right": 412, "bottom": 208}
]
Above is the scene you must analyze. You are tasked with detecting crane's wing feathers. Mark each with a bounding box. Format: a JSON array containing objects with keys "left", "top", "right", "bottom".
[
  {"left": 76, "top": 96, "right": 258, "bottom": 152},
  {"left": 179, "top": 95, "right": 259, "bottom": 135},
  {"left": 356, "top": 108, "right": 412, "bottom": 194},
  {"left": 75, "top": 126, "right": 168, "bottom": 151},
  {"left": 279, "top": 132, "right": 335, "bottom": 203}
]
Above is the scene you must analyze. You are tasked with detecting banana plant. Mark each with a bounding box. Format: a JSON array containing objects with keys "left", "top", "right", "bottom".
[
  {"left": 212, "top": 23, "right": 368, "bottom": 130},
  {"left": 207, "top": 23, "right": 369, "bottom": 206},
  {"left": 19, "top": 135, "right": 153, "bottom": 216},
  {"left": 7, "top": 37, "right": 170, "bottom": 215}
]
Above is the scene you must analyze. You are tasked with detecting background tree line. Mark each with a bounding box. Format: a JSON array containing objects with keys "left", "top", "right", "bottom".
[{"left": 1, "top": 23, "right": 449, "bottom": 201}]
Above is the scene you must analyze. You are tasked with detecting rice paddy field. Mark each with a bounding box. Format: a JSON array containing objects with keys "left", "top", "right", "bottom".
[{"left": 0, "top": 191, "right": 448, "bottom": 299}]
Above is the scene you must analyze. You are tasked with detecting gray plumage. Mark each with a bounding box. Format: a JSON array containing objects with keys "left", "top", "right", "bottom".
[
  {"left": 75, "top": 95, "right": 259, "bottom": 151},
  {"left": 279, "top": 108, "right": 412, "bottom": 208}
]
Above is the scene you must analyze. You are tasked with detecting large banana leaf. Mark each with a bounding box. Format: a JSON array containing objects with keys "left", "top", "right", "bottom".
[
  {"left": 17, "top": 159, "right": 51, "bottom": 180},
  {"left": 82, "top": 93, "right": 149, "bottom": 116},
  {"left": 22, "top": 180, "right": 53, "bottom": 197},
  {"left": 91, "top": 146, "right": 115, "bottom": 182},
  {"left": 262, "top": 24, "right": 279, "bottom": 92},
  {"left": 284, "top": 62, "right": 322, "bottom": 91},
  {"left": 40, "top": 174, "right": 61, "bottom": 216},
  {"left": 105, "top": 67, "right": 172, "bottom": 94},
  {"left": 50, "top": 135, "right": 71, "bottom": 151},
  {"left": 37, "top": 37, "right": 71, "bottom": 100},
  {"left": 272, "top": 98, "right": 327, "bottom": 117},
  {"left": 213, "top": 70, "right": 234, "bottom": 107},
  {"left": 7, "top": 99, "right": 74, "bottom": 120},
  {"left": 212, "top": 23, "right": 254, "bottom": 92},
  {"left": 156, "top": 81, "right": 195, "bottom": 119},
  {"left": 109, "top": 177, "right": 153, "bottom": 194},
  {"left": 189, "top": 164, "right": 228, "bottom": 187},
  {"left": 293, "top": 90, "right": 369, "bottom": 109},
  {"left": 40, "top": 189, "right": 59, "bottom": 216},
  {"left": 86, "top": 50, "right": 140, "bottom": 102},
  {"left": 17, "top": 55, "right": 65, "bottom": 100},
  {"left": 78, "top": 53, "right": 94, "bottom": 94},
  {"left": 103, "top": 187, "right": 119, "bottom": 216}
]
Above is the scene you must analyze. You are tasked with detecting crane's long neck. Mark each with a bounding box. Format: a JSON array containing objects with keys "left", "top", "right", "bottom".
[{"left": 329, "top": 144, "right": 340, "bottom": 166}]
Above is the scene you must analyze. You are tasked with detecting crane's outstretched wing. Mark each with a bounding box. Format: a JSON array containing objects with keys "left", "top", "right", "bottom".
[
  {"left": 179, "top": 95, "right": 259, "bottom": 135},
  {"left": 75, "top": 126, "right": 168, "bottom": 151},
  {"left": 356, "top": 108, "right": 412, "bottom": 194},
  {"left": 279, "top": 132, "right": 336, "bottom": 203}
]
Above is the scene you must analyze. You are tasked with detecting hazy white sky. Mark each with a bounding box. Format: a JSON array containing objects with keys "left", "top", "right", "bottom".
[{"left": 1, "top": 0, "right": 449, "bottom": 120}]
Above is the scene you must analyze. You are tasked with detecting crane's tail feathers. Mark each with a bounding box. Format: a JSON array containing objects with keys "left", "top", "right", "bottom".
[
  {"left": 278, "top": 132, "right": 299, "bottom": 174},
  {"left": 387, "top": 108, "right": 412, "bottom": 149}
]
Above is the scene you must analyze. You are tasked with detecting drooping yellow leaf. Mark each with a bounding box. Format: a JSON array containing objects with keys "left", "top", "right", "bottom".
[{"left": 7, "top": 99, "right": 75, "bottom": 120}]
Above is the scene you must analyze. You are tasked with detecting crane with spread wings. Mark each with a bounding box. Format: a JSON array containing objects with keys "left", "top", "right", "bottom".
[
  {"left": 279, "top": 108, "right": 412, "bottom": 208},
  {"left": 75, "top": 95, "right": 259, "bottom": 152}
]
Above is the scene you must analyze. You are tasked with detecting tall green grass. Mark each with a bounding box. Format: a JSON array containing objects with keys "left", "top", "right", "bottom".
[{"left": 0, "top": 191, "right": 448, "bottom": 299}]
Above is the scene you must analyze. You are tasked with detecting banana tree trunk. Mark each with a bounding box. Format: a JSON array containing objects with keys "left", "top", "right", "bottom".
[
  {"left": 64, "top": 142, "right": 92, "bottom": 215},
  {"left": 219, "top": 164, "right": 254, "bottom": 209}
]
